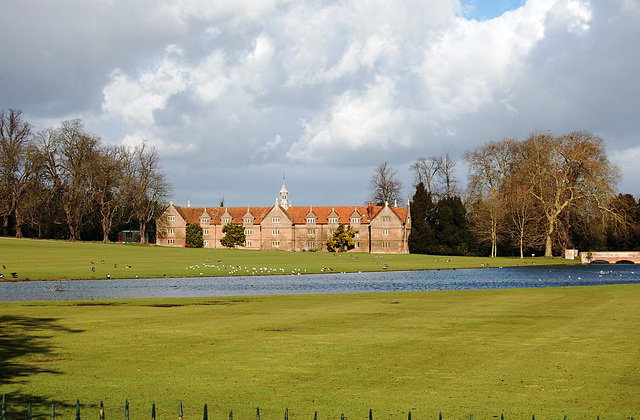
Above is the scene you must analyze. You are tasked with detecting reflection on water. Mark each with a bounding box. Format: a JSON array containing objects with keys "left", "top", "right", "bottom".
[{"left": 1, "top": 264, "right": 639, "bottom": 302}]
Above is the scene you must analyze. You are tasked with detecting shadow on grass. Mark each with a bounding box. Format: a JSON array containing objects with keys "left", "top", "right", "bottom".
[{"left": 0, "top": 315, "right": 84, "bottom": 416}]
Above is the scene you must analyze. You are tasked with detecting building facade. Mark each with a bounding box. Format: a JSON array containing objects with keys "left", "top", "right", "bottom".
[{"left": 156, "top": 182, "right": 411, "bottom": 253}]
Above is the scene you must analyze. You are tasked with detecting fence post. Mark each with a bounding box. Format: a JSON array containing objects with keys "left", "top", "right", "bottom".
[
  {"left": 229, "top": 410, "right": 233, "bottom": 420},
  {"left": 100, "top": 401, "right": 105, "bottom": 420},
  {"left": 75, "top": 400, "right": 81, "bottom": 420},
  {"left": 1, "top": 394, "right": 5, "bottom": 420},
  {"left": 203, "top": 404, "right": 208, "bottom": 420},
  {"left": 369, "top": 409, "right": 373, "bottom": 420},
  {"left": 256, "top": 407, "right": 260, "bottom": 420},
  {"left": 51, "top": 401, "right": 55, "bottom": 420},
  {"left": 408, "top": 410, "right": 411, "bottom": 420},
  {"left": 126, "top": 400, "right": 129, "bottom": 420},
  {"left": 439, "top": 411, "right": 443, "bottom": 420},
  {"left": 28, "top": 403, "right": 32, "bottom": 420},
  {"left": 470, "top": 413, "right": 473, "bottom": 420},
  {"left": 179, "top": 400, "right": 183, "bottom": 420},
  {"left": 314, "top": 412, "right": 317, "bottom": 420},
  {"left": 152, "top": 402, "right": 156, "bottom": 420},
  {"left": 500, "top": 414, "right": 504, "bottom": 420}
]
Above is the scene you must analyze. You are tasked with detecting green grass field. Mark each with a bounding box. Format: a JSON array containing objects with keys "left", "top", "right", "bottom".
[{"left": 0, "top": 238, "right": 576, "bottom": 281}]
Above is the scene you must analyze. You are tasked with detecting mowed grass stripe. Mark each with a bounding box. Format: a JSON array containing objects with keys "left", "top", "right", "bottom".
[{"left": 1, "top": 285, "right": 639, "bottom": 419}]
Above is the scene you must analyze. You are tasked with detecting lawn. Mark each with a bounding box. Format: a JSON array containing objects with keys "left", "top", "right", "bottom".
[
  {"left": 1, "top": 285, "right": 639, "bottom": 419},
  {"left": 0, "top": 238, "right": 577, "bottom": 281}
]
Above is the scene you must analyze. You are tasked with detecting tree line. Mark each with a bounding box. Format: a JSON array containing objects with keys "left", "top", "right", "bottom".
[
  {"left": 370, "top": 131, "right": 640, "bottom": 257},
  {"left": 0, "top": 109, "right": 171, "bottom": 242}
]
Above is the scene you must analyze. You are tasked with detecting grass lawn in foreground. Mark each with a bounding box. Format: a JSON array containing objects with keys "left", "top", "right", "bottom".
[
  {"left": 1, "top": 285, "right": 639, "bottom": 419},
  {"left": 0, "top": 238, "right": 577, "bottom": 281}
]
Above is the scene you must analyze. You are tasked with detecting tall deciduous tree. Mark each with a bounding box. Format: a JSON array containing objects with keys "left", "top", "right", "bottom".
[
  {"left": 410, "top": 157, "right": 440, "bottom": 196},
  {"left": 124, "top": 141, "right": 171, "bottom": 244},
  {"left": 38, "top": 119, "right": 99, "bottom": 241},
  {"left": 369, "top": 161, "right": 403, "bottom": 206},
  {"left": 518, "top": 131, "right": 620, "bottom": 257},
  {"left": 0, "top": 109, "right": 35, "bottom": 237},
  {"left": 464, "top": 139, "right": 517, "bottom": 257}
]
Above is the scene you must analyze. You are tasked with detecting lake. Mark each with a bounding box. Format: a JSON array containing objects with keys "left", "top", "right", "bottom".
[{"left": 1, "top": 264, "right": 639, "bottom": 302}]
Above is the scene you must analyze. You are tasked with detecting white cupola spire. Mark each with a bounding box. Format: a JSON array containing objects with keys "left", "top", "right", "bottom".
[{"left": 279, "top": 173, "right": 289, "bottom": 210}]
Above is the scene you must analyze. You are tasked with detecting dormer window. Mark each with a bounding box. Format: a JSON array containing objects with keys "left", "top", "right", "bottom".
[
  {"left": 328, "top": 217, "right": 339, "bottom": 224},
  {"left": 306, "top": 217, "right": 316, "bottom": 224},
  {"left": 168, "top": 216, "right": 175, "bottom": 221},
  {"left": 222, "top": 217, "right": 231, "bottom": 224},
  {"left": 244, "top": 217, "right": 253, "bottom": 225},
  {"left": 351, "top": 217, "right": 360, "bottom": 224},
  {"left": 201, "top": 217, "right": 210, "bottom": 224}
]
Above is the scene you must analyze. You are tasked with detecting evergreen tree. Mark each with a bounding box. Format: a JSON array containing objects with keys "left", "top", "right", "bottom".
[
  {"left": 408, "top": 182, "right": 436, "bottom": 254},
  {"left": 434, "top": 196, "right": 476, "bottom": 255},
  {"left": 186, "top": 223, "right": 204, "bottom": 248},
  {"left": 220, "top": 222, "right": 246, "bottom": 248},
  {"left": 327, "top": 224, "right": 358, "bottom": 252}
]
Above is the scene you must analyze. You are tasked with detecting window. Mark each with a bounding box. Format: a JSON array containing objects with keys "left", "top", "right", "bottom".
[
  {"left": 167, "top": 228, "right": 175, "bottom": 234},
  {"left": 355, "top": 242, "right": 359, "bottom": 249},
  {"left": 272, "top": 241, "right": 280, "bottom": 248},
  {"left": 245, "top": 229, "right": 253, "bottom": 235},
  {"left": 203, "top": 229, "right": 209, "bottom": 235},
  {"left": 245, "top": 240, "right": 252, "bottom": 247},
  {"left": 168, "top": 239, "right": 175, "bottom": 244},
  {"left": 383, "top": 241, "right": 391, "bottom": 248},
  {"left": 306, "top": 217, "right": 316, "bottom": 224},
  {"left": 382, "top": 216, "right": 391, "bottom": 222},
  {"left": 272, "top": 229, "right": 280, "bottom": 235},
  {"left": 168, "top": 216, "right": 175, "bottom": 221},
  {"left": 244, "top": 217, "right": 253, "bottom": 225},
  {"left": 272, "top": 217, "right": 280, "bottom": 223},
  {"left": 328, "top": 217, "right": 338, "bottom": 224},
  {"left": 307, "top": 229, "right": 315, "bottom": 235},
  {"left": 222, "top": 217, "right": 231, "bottom": 224},
  {"left": 201, "top": 217, "right": 210, "bottom": 224},
  {"left": 307, "top": 241, "right": 315, "bottom": 248},
  {"left": 203, "top": 240, "right": 209, "bottom": 246},
  {"left": 383, "top": 229, "right": 390, "bottom": 236},
  {"left": 351, "top": 217, "right": 360, "bottom": 224}
]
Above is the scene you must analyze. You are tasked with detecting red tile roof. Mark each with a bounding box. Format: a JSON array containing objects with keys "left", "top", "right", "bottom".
[{"left": 173, "top": 204, "right": 408, "bottom": 225}]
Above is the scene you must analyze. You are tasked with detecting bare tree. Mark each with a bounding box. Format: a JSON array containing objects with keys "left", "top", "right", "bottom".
[
  {"left": 434, "top": 152, "right": 458, "bottom": 199},
  {"left": 369, "top": 161, "right": 403, "bottom": 206},
  {"left": 0, "top": 109, "right": 35, "bottom": 237},
  {"left": 37, "top": 119, "right": 99, "bottom": 240},
  {"left": 519, "top": 131, "right": 620, "bottom": 257},
  {"left": 91, "top": 145, "right": 126, "bottom": 242},
  {"left": 410, "top": 157, "right": 440, "bottom": 195},
  {"left": 464, "top": 139, "right": 517, "bottom": 257},
  {"left": 123, "top": 141, "right": 171, "bottom": 244}
]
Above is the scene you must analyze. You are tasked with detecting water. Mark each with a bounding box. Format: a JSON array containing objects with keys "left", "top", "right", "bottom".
[{"left": 1, "top": 264, "right": 639, "bottom": 302}]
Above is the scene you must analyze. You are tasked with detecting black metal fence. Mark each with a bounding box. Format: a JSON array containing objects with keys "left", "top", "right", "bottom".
[{"left": 1, "top": 395, "right": 633, "bottom": 420}]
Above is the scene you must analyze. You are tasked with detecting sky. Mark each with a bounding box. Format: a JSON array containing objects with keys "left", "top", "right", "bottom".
[{"left": 1, "top": 0, "right": 639, "bottom": 208}]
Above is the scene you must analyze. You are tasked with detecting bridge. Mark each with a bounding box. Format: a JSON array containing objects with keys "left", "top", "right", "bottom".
[{"left": 579, "top": 251, "right": 640, "bottom": 264}]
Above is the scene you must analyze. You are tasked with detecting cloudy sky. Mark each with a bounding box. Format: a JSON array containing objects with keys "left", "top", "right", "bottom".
[{"left": 1, "top": 0, "right": 638, "bottom": 207}]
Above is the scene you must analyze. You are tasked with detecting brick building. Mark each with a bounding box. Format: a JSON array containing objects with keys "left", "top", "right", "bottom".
[{"left": 156, "top": 181, "right": 411, "bottom": 253}]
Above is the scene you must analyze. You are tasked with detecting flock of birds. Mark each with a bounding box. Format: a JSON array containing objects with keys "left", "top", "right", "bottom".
[{"left": 89, "top": 260, "right": 137, "bottom": 279}]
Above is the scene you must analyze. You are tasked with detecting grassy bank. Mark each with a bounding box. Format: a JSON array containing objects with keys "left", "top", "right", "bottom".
[
  {"left": 1, "top": 285, "right": 639, "bottom": 419},
  {"left": 0, "top": 237, "right": 577, "bottom": 281}
]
